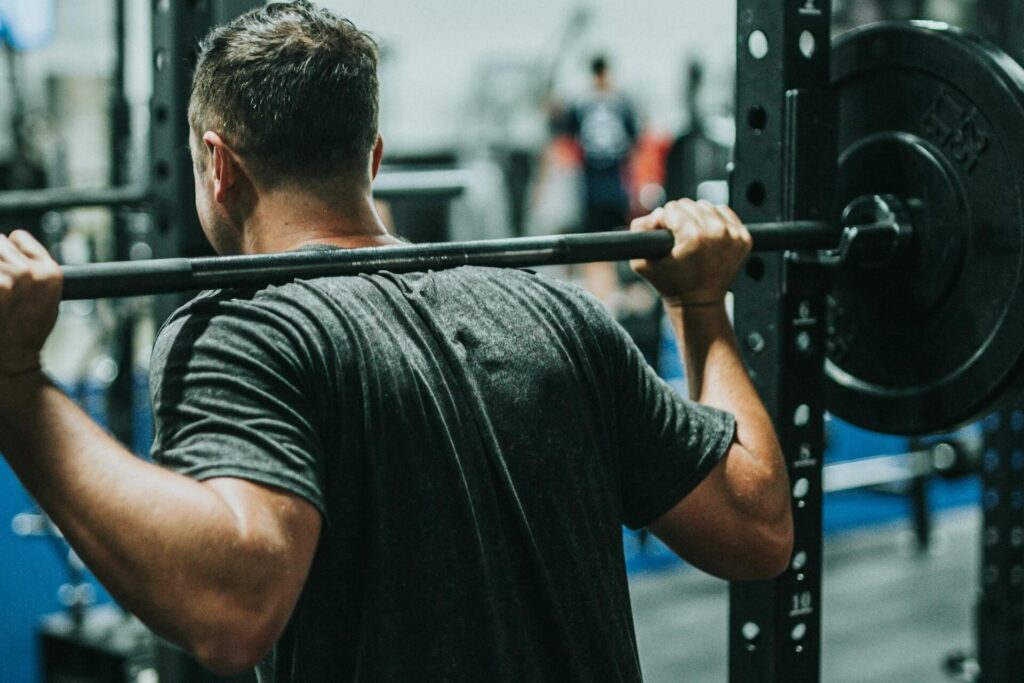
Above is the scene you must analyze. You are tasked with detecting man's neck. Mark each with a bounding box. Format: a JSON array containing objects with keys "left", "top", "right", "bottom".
[{"left": 240, "top": 185, "right": 400, "bottom": 255}]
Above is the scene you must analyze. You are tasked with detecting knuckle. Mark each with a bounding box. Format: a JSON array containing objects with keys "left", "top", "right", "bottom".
[
  {"left": 7, "top": 263, "right": 28, "bottom": 279},
  {"left": 29, "top": 268, "right": 53, "bottom": 284}
]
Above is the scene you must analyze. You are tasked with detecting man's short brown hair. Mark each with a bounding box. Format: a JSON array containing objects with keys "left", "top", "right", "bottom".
[{"left": 189, "top": 1, "right": 379, "bottom": 183}]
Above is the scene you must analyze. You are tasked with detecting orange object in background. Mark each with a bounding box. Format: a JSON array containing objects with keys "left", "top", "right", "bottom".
[
  {"left": 549, "top": 133, "right": 584, "bottom": 169},
  {"left": 629, "top": 129, "right": 673, "bottom": 216}
]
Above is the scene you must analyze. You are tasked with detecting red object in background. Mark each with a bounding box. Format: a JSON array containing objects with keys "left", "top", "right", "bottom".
[
  {"left": 550, "top": 134, "right": 584, "bottom": 168},
  {"left": 628, "top": 130, "right": 673, "bottom": 217}
]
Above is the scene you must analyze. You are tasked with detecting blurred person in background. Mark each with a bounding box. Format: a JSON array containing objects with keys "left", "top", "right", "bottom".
[{"left": 563, "top": 54, "right": 638, "bottom": 307}]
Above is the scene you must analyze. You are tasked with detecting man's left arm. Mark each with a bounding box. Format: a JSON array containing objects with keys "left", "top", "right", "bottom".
[{"left": 0, "top": 231, "right": 320, "bottom": 676}]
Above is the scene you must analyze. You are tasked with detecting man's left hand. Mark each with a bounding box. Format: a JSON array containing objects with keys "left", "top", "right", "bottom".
[{"left": 0, "top": 231, "right": 62, "bottom": 378}]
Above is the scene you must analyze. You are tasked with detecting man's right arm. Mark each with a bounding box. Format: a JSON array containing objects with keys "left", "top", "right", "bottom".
[
  {"left": 630, "top": 199, "right": 793, "bottom": 580},
  {"left": 0, "top": 232, "right": 321, "bottom": 675}
]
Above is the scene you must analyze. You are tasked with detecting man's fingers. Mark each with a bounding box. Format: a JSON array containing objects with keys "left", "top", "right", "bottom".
[
  {"left": 715, "top": 205, "right": 753, "bottom": 251},
  {"left": 716, "top": 204, "right": 744, "bottom": 229},
  {"left": 0, "top": 235, "right": 32, "bottom": 274},
  {"left": 670, "top": 199, "right": 706, "bottom": 236},
  {"left": 712, "top": 204, "right": 743, "bottom": 237},
  {"left": 645, "top": 198, "right": 752, "bottom": 259},
  {"left": 630, "top": 207, "right": 667, "bottom": 233},
  {"left": 696, "top": 200, "right": 728, "bottom": 237},
  {"left": 8, "top": 230, "right": 52, "bottom": 263}
]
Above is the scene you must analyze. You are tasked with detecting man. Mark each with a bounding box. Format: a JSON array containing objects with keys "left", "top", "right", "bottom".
[
  {"left": 564, "top": 55, "right": 639, "bottom": 306},
  {"left": 0, "top": 3, "right": 791, "bottom": 681},
  {"left": 566, "top": 55, "right": 638, "bottom": 238}
]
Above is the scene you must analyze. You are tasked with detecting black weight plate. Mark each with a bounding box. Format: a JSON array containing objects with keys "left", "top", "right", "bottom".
[{"left": 828, "top": 21, "right": 1024, "bottom": 435}]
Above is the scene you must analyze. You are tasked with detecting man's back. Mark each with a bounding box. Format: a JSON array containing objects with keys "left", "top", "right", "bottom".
[{"left": 149, "top": 264, "right": 733, "bottom": 681}]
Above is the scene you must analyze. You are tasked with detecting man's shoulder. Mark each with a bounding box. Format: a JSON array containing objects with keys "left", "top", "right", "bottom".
[
  {"left": 454, "top": 266, "right": 604, "bottom": 307},
  {"left": 151, "top": 282, "right": 331, "bottom": 361},
  {"left": 460, "top": 266, "right": 620, "bottom": 337},
  {"left": 157, "top": 278, "right": 346, "bottom": 330},
  {"left": 155, "top": 287, "right": 263, "bottom": 344}
]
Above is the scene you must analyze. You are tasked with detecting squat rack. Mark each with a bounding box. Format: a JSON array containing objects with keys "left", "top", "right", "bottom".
[
  {"left": 731, "top": 2, "right": 1024, "bottom": 682},
  {"left": 729, "top": 0, "right": 833, "bottom": 680}
]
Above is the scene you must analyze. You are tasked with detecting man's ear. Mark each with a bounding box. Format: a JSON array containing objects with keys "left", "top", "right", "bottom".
[
  {"left": 202, "top": 131, "right": 239, "bottom": 204},
  {"left": 371, "top": 134, "right": 384, "bottom": 180}
]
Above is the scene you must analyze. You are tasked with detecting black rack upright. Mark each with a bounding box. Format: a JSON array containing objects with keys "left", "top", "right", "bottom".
[{"left": 729, "top": 0, "right": 836, "bottom": 680}]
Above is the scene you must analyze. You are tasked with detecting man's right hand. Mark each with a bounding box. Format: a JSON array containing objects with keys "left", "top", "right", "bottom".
[
  {"left": 629, "top": 199, "right": 752, "bottom": 306},
  {"left": 0, "top": 231, "right": 63, "bottom": 378}
]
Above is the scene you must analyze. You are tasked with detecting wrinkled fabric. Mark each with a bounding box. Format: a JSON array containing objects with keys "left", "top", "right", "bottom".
[{"left": 149, "top": 264, "right": 735, "bottom": 682}]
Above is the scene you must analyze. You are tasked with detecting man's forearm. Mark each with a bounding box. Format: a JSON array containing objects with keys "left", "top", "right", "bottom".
[
  {"left": 666, "top": 301, "right": 790, "bottom": 524},
  {"left": 0, "top": 372, "right": 283, "bottom": 659},
  {"left": 668, "top": 302, "right": 773, "bottom": 435}
]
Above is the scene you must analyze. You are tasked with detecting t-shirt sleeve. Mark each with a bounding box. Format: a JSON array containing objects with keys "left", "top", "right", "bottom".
[
  {"left": 608, "top": 318, "right": 736, "bottom": 529},
  {"left": 149, "top": 295, "right": 327, "bottom": 519}
]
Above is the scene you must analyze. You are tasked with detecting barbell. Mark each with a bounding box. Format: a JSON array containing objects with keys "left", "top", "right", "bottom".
[
  {"left": 18, "top": 22, "right": 1024, "bottom": 437},
  {"left": 58, "top": 215, "right": 880, "bottom": 300}
]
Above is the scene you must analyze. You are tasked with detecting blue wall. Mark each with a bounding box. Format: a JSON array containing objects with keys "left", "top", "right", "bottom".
[{"left": 0, "top": 377, "right": 148, "bottom": 683}]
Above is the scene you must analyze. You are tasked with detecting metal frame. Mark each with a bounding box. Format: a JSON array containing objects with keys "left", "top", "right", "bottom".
[
  {"left": 150, "top": 0, "right": 263, "bottom": 264},
  {"left": 938, "top": 5, "right": 1024, "bottom": 680},
  {"left": 974, "top": 407, "right": 1024, "bottom": 681},
  {"left": 0, "top": 169, "right": 472, "bottom": 216},
  {"left": 730, "top": 0, "right": 835, "bottom": 680}
]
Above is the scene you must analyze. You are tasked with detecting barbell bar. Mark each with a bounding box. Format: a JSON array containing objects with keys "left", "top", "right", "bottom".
[{"left": 58, "top": 213, "right": 894, "bottom": 301}]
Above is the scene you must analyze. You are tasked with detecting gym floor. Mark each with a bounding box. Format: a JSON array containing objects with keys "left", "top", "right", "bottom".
[{"left": 630, "top": 508, "right": 977, "bottom": 682}]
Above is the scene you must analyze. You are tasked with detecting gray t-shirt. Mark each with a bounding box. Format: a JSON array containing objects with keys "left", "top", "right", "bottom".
[{"left": 149, "top": 264, "right": 735, "bottom": 682}]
